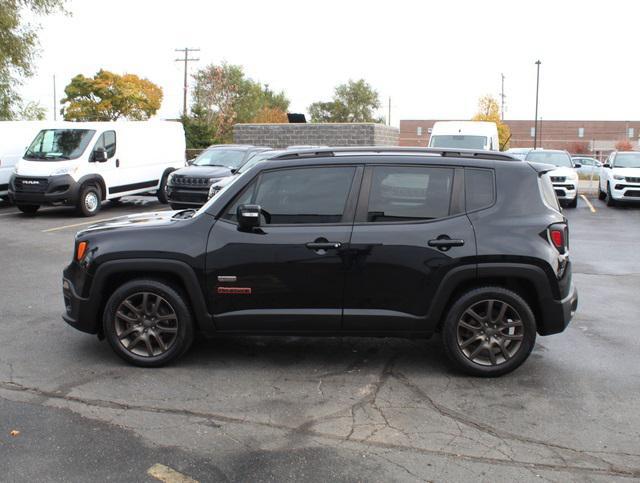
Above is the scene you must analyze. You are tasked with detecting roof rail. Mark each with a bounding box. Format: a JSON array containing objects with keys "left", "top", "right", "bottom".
[{"left": 271, "top": 146, "right": 518, "bottom": 161}]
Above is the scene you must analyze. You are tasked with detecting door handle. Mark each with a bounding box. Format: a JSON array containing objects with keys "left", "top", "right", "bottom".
[
  {"left": 428, "top": 238, "right": 464, "bottom": 251},
  {"left": 116, "top": 159, "right": 120, "bottom": 167},
  {"left": 306, "top": 242, "right": 342, "bottom": 250}
]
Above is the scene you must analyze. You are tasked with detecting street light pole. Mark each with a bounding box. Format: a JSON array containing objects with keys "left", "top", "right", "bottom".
[{"left": 534, "top": 60, "right": 541, "bottom": 149}]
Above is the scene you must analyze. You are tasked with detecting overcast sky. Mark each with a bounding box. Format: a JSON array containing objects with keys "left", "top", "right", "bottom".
[{"left": 21, "top": 0, "right": 640, "bottom": 125}]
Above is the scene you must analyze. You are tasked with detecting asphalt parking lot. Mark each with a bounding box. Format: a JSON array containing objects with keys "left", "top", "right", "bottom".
[{"left": 0, "top": 195, "right": 639, "bottom": 482}]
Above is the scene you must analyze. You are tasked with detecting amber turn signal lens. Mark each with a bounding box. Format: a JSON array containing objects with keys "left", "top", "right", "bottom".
[{"left": 76, "top": 241, "right": 88, "bottom": 261}]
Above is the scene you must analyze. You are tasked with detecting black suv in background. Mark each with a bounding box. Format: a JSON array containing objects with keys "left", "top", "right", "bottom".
[
  {"left": 166, "top": 144, "right": 270, "bottom": 209},
  {"left": 62, "top": 147, "right": 577, "bottom": 377}
]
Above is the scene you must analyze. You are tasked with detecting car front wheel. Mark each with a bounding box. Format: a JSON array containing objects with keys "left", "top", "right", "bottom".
[
  {"left": 442, "top": 287, "right": 537, "bottom": 377},
  {"left": 103, "top": 279, "right": 194, "bottom": 367},
  {"left": 77, "top": 184, "right": 101, "bottom": 217},
  {"left": 605, "top": 183, "right": 617, "bottom": 207}
]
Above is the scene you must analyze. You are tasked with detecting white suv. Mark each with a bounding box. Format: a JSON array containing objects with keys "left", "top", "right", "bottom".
[
  {"left": 525, "top": 150, "right": 579, "bottom": 208},
  {"left": 598, "top": 151, "right": 640, "bottom": 206}
]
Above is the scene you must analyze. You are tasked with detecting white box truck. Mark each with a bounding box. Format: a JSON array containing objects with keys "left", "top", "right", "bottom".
[
  {"left": 0, "top": 121, "right": 49, "bottom": 201},
  {"left": 428, "top": 121, "right": 500, "bottom": 151},
  {"left": 9, "top": 121, "right": 186, "bottom": 216}
]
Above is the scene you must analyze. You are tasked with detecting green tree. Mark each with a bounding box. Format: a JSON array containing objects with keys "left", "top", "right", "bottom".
[
  {"left": 188, "top": 62, "right": 290, "bottom": 144},
  {"left": 60, "top": 70, "right": 163, "bottom": 121},
  {"left": 0, "top": 0, "right": 66, "bottom": 119},
  {"left": 308, "top": 79, "right": 382, "bottom": 123},
  {"left": 471, "top": 95, "right": 511, "bottom": 150}
]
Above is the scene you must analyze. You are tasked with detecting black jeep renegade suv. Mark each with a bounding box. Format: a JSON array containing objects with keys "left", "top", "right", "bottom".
[{"left": 62, "top": 147, "right": 578, "bottom": 376}]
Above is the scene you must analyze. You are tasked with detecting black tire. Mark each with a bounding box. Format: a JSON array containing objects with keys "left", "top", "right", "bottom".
[
  {"left": 103, "top": 279, "right": 194, "bottom": 367},
  {"left": 605, "top": 183, "right": 616, "bottom": 207},
  {"left": 567, "top": 196, "right": 578, "bottom": 208},
  {"left": 157, "top": 172, "right": 170, "bottom": 204},
  {"left": 598, "top": 188, "right": 606, "bottom": 201},
  {"left": 76, "top": 184, "right": 102, "bottom": 217},
  {"left": 442, "top": 286, "right": 537, "bottom": 377},
  {"left": 17, "top": 204, "right": 39, "bottom": 215}
]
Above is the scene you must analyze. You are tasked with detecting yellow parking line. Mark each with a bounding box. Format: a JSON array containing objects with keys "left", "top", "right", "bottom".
[
  {"left": 580, "top": 195, "right": 596, "bottom": 213},
  {"left": 147, "top": 464, "right": 198, "bottom": 483}
]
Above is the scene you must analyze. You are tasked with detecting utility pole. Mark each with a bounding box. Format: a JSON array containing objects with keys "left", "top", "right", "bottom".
[
  {"left": 533, "top": 60, "right": 541, "bottom": 149},
  {"left": 175, "top": 48, "right": 200, "bottom": 116},
  {"left": 53, "top": 75, "right": 57, "bottom": 121},
  {"left": 500, "top": 73, "right": 506, "bottom": 121},
  {"left": 388, "top": 97, "right": 391, "bottom": 126}
]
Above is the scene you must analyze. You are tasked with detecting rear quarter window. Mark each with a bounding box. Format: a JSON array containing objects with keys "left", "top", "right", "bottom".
[
  {"left": 465, "top": 168, "right": 495, "bottom": 211},
  {"left": 539, "top": 173, "right": 561, "bottom": 211}
]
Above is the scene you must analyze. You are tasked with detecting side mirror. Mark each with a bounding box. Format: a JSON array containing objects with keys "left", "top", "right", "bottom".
[
  {"left": 237, "top": 204, "right": 262, "bottom": 231},
  {"left": 573, "top": 163, "right": 582, "bottom": 168},
  {"left": 93, "top": 147, "right": 108, "bottom": 163},
  {"left": 187, "top": 158, "right": 195, "bottom": 166},
  {"left": 603, "top": 163, "right": 611, "bottom": 168}
]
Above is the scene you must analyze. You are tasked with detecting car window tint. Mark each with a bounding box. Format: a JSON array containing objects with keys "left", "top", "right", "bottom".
[
  {"left": 465, "top": 168, "right": 494, "bottom": 211},
  {"left": 366, "top": 166, "right": 453, "bottom": 222},
  {"left": 104, "top": 131, "right": 116, "bottom": 157},
  {"left": 224, "top": 167, "right": 355, "bottom": 224}
]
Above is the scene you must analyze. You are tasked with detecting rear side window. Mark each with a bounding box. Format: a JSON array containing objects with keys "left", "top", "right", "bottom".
[
  {"left": 225, "top": 166, "right": 356, "bottom": 224},
  {"left": 366, "top": 166, "right": 453, "bottom": 222},
  {"left": 465, "top": 168, "right": 495, "bottom": 211},
  {"left": 539, "top": 173, "right": 560, "bottom": 211}
]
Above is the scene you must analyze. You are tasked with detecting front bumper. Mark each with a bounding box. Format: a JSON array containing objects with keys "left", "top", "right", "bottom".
[
  {"left": 8, "top": 174, "right": 79, "bottom": 205},
  {"left": 62, "top": 263, "right": 100, "bottom": 335},
  {"left": 166, "top": 185, "right": 209, "bottom": 206},
  {"left": 552, "top": 181, "right": 578, "bottom": 201},
  {"left": 611, "top": 181, "right": 640, "bottom": 201}
]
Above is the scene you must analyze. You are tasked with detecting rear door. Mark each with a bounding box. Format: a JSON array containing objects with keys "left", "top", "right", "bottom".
[
  {"left": 343, "top": 163, "right": 476, "bottom": 331},
  {"left": 206, "top": 164, "right": 362, "bottom": 331}
]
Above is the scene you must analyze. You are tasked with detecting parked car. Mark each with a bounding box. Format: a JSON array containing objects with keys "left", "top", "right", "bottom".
[
  {"left": 8, "top": 121, "right": 185, "bottom": 216},
  {"left": 207, "top": 150, "right": 285, "bottom": 200},
  {"left": 0, "top": 121, "right": 48, "bottom": 201},
  {"left": 525, "top": 149, "right": 579, "bottom": 208},
  {"left": 571, "top": 156, "right": 601, "bottom": 176},
  {"left": 166, "top": 145, "right": 270, "bottom": 209},
  {"left": 505, "top": 147, "right": 533, "bottom": 160},
  {"left": 62, "top": 146, "right": 577, "bottom": 377},
  {"left": 429, "top": 121, "right": 500, "bottom": 151},
  {"left": 598, "top": 151, "right": 640, "bottom": 206}
]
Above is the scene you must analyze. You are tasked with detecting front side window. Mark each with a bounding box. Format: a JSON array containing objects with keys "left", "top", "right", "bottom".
[
  {"left": 93, "top": 131, "right": 117, "bottom": 159},
  {"left": 225, "top": 166, "right": 356, "bottom": 224},
  {"left": 430, "top": 135, "right": 486, "bottom": 150},
  {"left": 366, "top": 166, "right": 454, "bottom": 223},
  {"left": 24, "top": 129, "right": 96, "bottom": 161}
]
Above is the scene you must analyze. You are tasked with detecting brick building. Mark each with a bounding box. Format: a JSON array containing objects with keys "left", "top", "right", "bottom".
[{"left": 400, "top": 119, "right": 640, "bottom": 158}]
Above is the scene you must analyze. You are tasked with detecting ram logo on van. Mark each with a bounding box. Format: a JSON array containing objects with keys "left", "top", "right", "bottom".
[{"left": 22, "top": 180, "right": 40, "bottom": 185}]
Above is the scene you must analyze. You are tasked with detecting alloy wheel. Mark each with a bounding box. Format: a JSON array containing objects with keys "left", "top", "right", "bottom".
[
  {"left": 456, "top": 299, "right": 524, "bottom": 366},
  {"left": 114, "top": 292, "right": 179, "bottom": 357}
]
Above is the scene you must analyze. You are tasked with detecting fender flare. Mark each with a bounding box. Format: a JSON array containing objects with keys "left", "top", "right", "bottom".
[
  {"left": 76, "top": 174, "right": 107, "bottom": 201},
  {"left": 90, "top": 258, "right": 214, "bottom": 335}
]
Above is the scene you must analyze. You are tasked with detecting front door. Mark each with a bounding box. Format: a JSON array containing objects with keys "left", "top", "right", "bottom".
[
  {"left": 206, "top": 165, "right": 362, "bottom": 332},
  {"left": 89, "top": 130, "right": 119, "bottom": 197},
  {"left": 343, "top": 164, "right": 476, "bottom": 332}
]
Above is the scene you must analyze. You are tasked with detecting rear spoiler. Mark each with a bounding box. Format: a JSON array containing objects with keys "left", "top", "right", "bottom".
[{"left": 527, "top": 161, "right": 556, "bottom": 175}]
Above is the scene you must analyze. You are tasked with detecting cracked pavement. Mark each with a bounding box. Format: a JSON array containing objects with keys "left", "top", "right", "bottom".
[{"left": 1, "top": 197, "right": 639, "bottom": 481}]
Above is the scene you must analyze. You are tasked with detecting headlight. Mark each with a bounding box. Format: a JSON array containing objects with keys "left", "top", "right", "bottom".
[
  {"left": 208, "top": 184, "right": 221, "bottom": 199},
  {"left": 209, "top": 177, "right": 220, "bottom": 185},
  {"left": 567, "top": 171, "right": 578, "bottom": 180},
  {"left": 52, "top": 166, "right": 78, "bottom": 176},
  {"left": 167, "top": 172, "right": 175, "bottom": 184},
  {"left": 613, "top": 174, "right": 625, "bottom": 180}
]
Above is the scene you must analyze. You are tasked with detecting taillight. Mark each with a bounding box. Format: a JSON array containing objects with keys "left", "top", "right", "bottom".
[
  {"left": 548, "top": 224, "right": 567, "bottom": 254},
  {"left": 76, "top": 241, "right": 88, "bottom": 261}
]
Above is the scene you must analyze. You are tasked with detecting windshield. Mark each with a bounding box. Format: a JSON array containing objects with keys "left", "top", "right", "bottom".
[
  {"left": 238, "top": 151, "right": 282, "bottom": 173},
  {"left": 525, "top": 151, "right": 573, "bottom": 167},
  {"left": 430, "top": 135, "right": 487, "bottom": 150},
  {"left": 24, "top": 129, "right": 95, "bottom": 161},
  {"left": 194, "top": 149, "right": 246, "bottom": 168},
  {"left": 613, "top": 152, "right": 640, "bottom": 168}
]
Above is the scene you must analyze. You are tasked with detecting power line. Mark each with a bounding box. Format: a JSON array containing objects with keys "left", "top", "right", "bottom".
[{"left": 175, "top": 48, "right": 200, "bottom": 116}]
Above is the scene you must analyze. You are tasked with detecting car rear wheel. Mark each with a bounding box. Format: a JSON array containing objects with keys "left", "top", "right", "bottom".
[
  {"left": 103, "top": 279, "right": 194, "bottom": 367},
  {"left": 16, "top": 204, "right": 40, "bottom": 215},
  {"left": 442, "top": 287, "right": 536, "bottom": 377}
]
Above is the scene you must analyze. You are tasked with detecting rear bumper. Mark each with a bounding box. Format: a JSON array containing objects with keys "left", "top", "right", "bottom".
[
  {"left": 8, "top": 174, "right": 79, "bottom": 205},
  {"left": 538, "top": 281, "right": 578, "bottom": 336}
]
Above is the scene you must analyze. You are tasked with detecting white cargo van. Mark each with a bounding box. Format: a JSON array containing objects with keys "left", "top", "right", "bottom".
[
  {"left": 428, "top": 121, "right": 500, "bottom": 151},
  {"left": 9, "top": 121, "right": 185, "bottom": 216},
  {"left": 0, "top": 121, "right": 49, "bottom": 200}
]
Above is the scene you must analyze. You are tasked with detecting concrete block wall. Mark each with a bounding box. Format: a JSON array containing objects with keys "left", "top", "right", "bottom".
[{"left": 233, "top": 123, "right": 399, "bottom": 149}]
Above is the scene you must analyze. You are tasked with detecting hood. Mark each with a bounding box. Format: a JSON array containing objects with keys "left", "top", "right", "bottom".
[
  {"left": 173, "top": 165, "right": 233, "bottom": 179},
  {"left": 15, "top": 159, "right": 77, "bottom": 177},
  {"left": 211, "top": 175, "right": 237, "bottom": 189},
  {"left": 548, "top": 166, "right": 577, "bottom": 177},
  {"left": 611, "top": 167, "right": 640, "bottom": 177},
  {"left": 78, "top": 210, "right": 183, "bottom": 235}
]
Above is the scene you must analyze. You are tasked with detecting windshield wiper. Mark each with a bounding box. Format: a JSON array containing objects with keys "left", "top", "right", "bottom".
[{"left": 172, "top": 208, "right": 196, "bottom": 219}]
